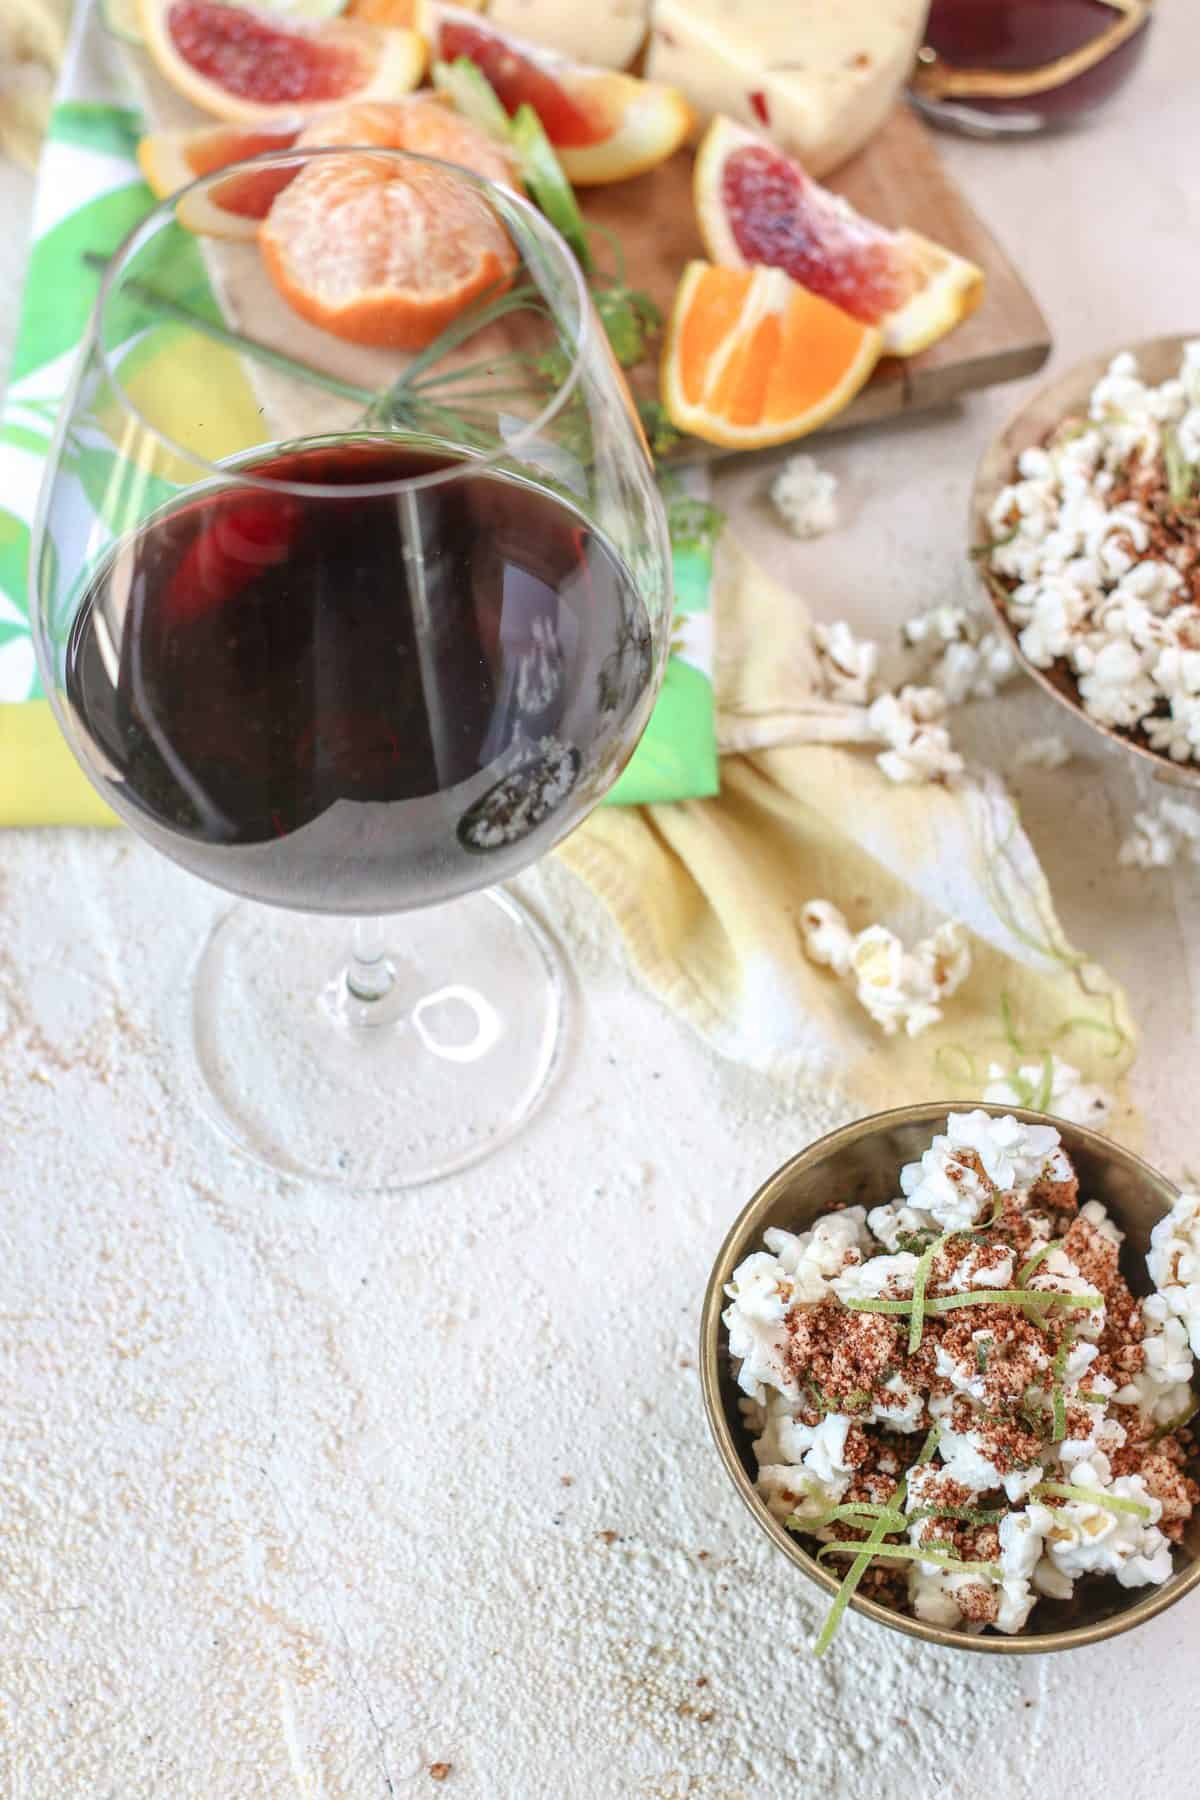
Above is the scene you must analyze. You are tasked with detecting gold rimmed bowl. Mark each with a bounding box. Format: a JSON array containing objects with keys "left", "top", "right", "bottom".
[
  {"left": 700, "top": 1102, "right": 1200, "bottom": 1653},
  {"left": 971, "top": 334, "right": 1200, "bottom": 792}
]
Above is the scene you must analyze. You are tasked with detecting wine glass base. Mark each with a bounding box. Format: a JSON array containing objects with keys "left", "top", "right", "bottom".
[{"left": 189, "top": 888, "right": 566, "bottom": 1190}]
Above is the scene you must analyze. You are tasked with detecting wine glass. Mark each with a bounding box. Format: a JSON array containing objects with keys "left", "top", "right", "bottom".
[{"left": 32, "top": 146, "right": 672, "bottom": 1189}]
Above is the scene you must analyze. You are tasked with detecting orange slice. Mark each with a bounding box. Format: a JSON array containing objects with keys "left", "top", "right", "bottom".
[
  {"left": 433, "top": 7, "right": 690, "bottom": 186},
  {"left": 661, "top": 262, "right": 882, "bottom": 450},
  {"left": 138, "top": 0, "right": 427, "bottom": 124},
  {"left": 258, "top": 150, "right": 518, "bottom": 348},
  {"left": 694, "top": 116, "right": 984, "bottom": 359},
  {"left": 139, "top": 119, "right": 305, "bottom": 239}
]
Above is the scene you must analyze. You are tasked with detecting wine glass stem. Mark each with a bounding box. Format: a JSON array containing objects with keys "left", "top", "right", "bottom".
[{"left": 347, "top": 915, "right": 395, "bottom": 1005}]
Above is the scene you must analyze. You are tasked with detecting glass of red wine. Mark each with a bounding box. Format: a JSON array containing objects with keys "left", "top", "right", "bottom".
[{"left": 32, "top": 146, "right": 672, "bottom": 1189}]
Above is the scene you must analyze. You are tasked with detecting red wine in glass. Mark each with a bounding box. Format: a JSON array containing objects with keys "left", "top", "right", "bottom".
[{"left": 65, "top": 439, "right": 653, "bottom": 914}]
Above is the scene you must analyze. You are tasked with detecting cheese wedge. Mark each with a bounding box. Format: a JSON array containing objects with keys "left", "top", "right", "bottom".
[
  {"left": 644, "top": 0, "right": 927, "bottom": 177},
  {"left": 485, "top": 0, "right": 648, "bottom": 69}
]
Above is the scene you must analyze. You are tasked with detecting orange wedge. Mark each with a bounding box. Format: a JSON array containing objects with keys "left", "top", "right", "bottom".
[
  {"left": 258, "top": 150, "right": 517, "bottom": 348},
  {"left": 138, "top": 0, "right": 427, "bottom": 124},
  {"left": 661, "top": 262, "right": 882, "bottom": 450}
]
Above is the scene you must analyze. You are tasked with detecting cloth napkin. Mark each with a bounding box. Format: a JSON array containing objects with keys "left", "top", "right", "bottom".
[
  {"left": 561, "top": 535, "right": 1138, "bottom": 1121},
  {"left": 0, "top": 0, "right": 717, "bottom": 820}
]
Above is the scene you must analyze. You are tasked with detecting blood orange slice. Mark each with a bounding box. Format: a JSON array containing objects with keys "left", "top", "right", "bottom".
[
  {"left": 432, "top": 6, "right": 690, "bottom": 185},
  {"left": 139, "top": 120, "right": 305, "bottom": 238},
  {"left": 661, "top": 262, "right": 882, "bottom": 450},
  {"left": 138, "top": 0, "right": 427, "bottom": 124},
  {"left": 258, "top": 151, "right": 518, "bottom": 348},
  {"left": 140, "top": 99, "right": 517, "bottom": 241},
  {"left": 694, "top": 117, "right": 985, "bottom": 358}
]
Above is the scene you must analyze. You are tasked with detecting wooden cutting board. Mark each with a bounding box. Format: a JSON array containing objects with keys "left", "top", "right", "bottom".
[{"left": 581, "top": 104, "right": 1052, "bottom": 447}]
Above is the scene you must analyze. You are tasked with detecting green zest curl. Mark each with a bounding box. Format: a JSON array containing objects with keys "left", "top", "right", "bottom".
[
  {"left": 812, "top": 1425, "right": 940, "bottom": 1658},
  {"left": 818, "top": 1542, "right": 1002, "bottom": 1576},
  {"left": 1032, "top": 1481, "right": 1152, "bottom": 1520}
]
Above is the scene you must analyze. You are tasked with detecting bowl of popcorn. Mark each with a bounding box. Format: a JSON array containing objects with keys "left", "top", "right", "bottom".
[
  {"left": 972, "top": 336, "right": 1200, "bottom": 786},
  {"left": 701, "top": 1105, "right": 1200, "bottom": 1654}
]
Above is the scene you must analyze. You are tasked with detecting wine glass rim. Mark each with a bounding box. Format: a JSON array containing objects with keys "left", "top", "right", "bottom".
[{"left": 91, "top": 143, "right": 594, "bottom": 499}]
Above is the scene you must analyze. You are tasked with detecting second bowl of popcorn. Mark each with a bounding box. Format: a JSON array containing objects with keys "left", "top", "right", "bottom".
[
  {"left": 701, "top": 1105, "right": 1200, "bottom": 1653},
  {"left": 973, "top": 335, "right": 1200, "bottom": 788}
]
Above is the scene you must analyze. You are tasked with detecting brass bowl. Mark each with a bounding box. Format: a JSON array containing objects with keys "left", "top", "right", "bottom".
[
  {"left": 970, "top": 334, "right": 1200, "bottom": 792},
  {"left": 700, "top": 1102, "right": 1200, "bottom": 1653}
]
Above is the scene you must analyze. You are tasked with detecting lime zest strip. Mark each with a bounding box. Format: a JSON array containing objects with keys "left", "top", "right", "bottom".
[
  {"left": 1032, "top": 1481, "right": 1152, "bottom": 1519},
  {"left": 927, "top": 1289, "right": 1101, "bottom": 1316},
  {"left": 787, "top": 1503, "right": 908, "bottom": 1534},
  {"left": 904, "top": 1198, "right": 1005, "bottom": 1355},
  {"left": 1017, "top": 1238, "right": 1064, "bottom": 1286},
  {"left": 811, "top": 1424, "right": 938, "bottom": 1658},
  {"left": 1050, "top": 1327, "right": 1075, "bottom": 1442},
  {"left": 818, "top": 1543, "right": 1002, "bottom": 1575},
  {"left": 844, "top": 1289, "right": 1101, "bottom": 1318}
]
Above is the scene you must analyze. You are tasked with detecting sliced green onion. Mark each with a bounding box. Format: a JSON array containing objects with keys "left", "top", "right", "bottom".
[
  {"left": 431, "top": 56, "right": 512, "bottom": 140},
  {"left": 1032, "top": 1481, "right": 1152, "bottom": 1520},
  {"left": 509, "top": 103, "right": 592, "bottom": 270}
]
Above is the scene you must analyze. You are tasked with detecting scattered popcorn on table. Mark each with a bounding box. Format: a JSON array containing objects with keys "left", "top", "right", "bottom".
[
  {"left": 867, "top": 686, "right": 965, "bottom": 784},
  {"left": 814, "top": 620, "right": 878, "bottom": 704},
  {"left": 800, "top": 901, "right": 971, "bottom": 1037},
  {"left": 724, "top": 1110, "right": 1200, "bottom": 1642},
  {"left": 983, "top": 1055, "right": 1113, "bottom": 1128},
  {"left": 1118, "top": 796, "right": 1200, "bottom": 869},
  {"left": 984, "top": 341, "right": 1200, "bottom": 765},
  {"left": 770, "top": 453, "right": 838, "bottom": 539},
  {"left": 902, "top": 603, "right": 1020, "bottom": 705},
  {"left": 1014, "top": 734, "right": 1073, "bottom": 770}
]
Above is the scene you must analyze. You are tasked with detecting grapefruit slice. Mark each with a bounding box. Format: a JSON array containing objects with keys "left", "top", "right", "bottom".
[
  {"left": 694, "top": 117, "right": 985, "bottom": 359},
  {"left": 661, "top": 262, "right": 882, "bottom": 450},
  {"left": 432, "top": 6, "right": 691, "bottom": 186},
  {"left": 138, "top": 0, "right": 427, "bottom": 124},
  {"left": 258, "top": 150, "right": 518, "bottom": 347},
  {"left": 139, "top": 120, "right": 305, "bottom": 238}
]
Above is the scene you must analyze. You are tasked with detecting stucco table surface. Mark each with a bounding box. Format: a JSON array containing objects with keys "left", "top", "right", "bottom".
[{"left": 2, "top": 12, "right": 1200, "bottom": 1797}]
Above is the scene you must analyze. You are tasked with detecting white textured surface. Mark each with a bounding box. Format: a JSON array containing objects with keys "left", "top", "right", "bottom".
[{"left": 4, "top": 10, "right": 1200, "bottom": 1795}]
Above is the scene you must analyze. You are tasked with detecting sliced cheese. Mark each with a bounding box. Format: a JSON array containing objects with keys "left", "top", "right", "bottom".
[
  {"left": 484, "top": 0, "right": 648, "bottom": 69},
  {"left": 644, "top": 0, "right": 927, "bottom": 177}
]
